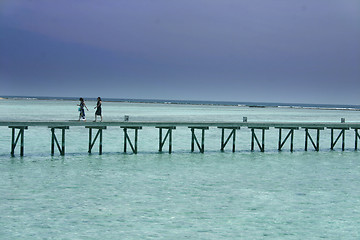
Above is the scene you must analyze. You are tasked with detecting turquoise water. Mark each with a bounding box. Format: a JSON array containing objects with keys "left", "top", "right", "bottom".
[{"left": 1, "top": 99, "right": 360, "bottom": 239}]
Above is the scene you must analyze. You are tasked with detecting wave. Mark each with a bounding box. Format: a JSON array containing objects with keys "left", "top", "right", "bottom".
[{"left": 1, "top": 95, "right": 360, "bottom": 110}]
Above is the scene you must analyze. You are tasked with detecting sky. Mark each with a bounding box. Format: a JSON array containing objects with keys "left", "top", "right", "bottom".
[{"left": 0, "top": 0, "right": 359, "bottom": 104}]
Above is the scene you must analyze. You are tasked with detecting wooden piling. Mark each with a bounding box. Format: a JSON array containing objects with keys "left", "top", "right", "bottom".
[
  {"left": 218, "top": 127, "right": 240, "bottom": 152},
  {"left": 249, "top": 127, "right": 268, "bottom": 152},
  {"left": 329, "top": 127, "right": 349, "bottom": 151},
  {"left": 276, "top": 127, "right": 299, "bottom": 152},
  {"left": 156, "top": 126, "right": 176, "bottom": 153},
  {"left": 11, "top": 127, "right": 15, "bottom": 156},
  {"left": 86, "top": 126, "right": 106, "bottom": 154},
  {"left": 303, "top": 127, "right": 323, "bottom": 151},
  {"left": 9, "top": 126, "right": 28, "bottom": 157},
  {"left": 49, "top": 126, "right": 69, "bottom": 155},
  {"left": 354, "top": 128, "right": 360, "bottom": 150},
  {"left": 121, "top": 127, "right": 142, "bottom": 154},
  {"left": 189, "top": 126, "right": 209, "bottom": 153}
]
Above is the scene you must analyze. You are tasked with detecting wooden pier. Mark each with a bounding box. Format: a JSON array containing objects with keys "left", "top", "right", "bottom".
[{"left": 1, "top": 121, "right": 360, "bottom": 156}]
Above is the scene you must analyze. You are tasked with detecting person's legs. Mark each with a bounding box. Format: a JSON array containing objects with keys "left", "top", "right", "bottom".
[
  {"left": 79, "top": 110, "right": 84, "bottom": 121},
  {"left": 81, "top": 109, "right": 86, "bottom": 121}
]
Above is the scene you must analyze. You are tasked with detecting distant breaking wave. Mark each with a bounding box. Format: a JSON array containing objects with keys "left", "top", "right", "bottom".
[{"left": 1, "top": 95, "right": 360, "bottom": 111}]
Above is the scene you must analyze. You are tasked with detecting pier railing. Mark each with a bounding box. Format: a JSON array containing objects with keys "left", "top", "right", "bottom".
[{"left": 1, "top": 121, "right": 360, "bottom": 156}]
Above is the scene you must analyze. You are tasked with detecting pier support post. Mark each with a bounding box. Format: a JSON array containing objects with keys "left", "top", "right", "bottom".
[
  {"left": 121, "top": 127, "right": 142, "bottom": 154},
  {"left": 86, "top": 126, "right": 107, "bottom": 154},
  {"left": 156, "top": 126, "right": 176, "bottom": 154},
  {"left": 303, "top": 127, "right": 324, "bottom": 151},
  {"left": 49, "top": 126, "right": 69, "bottom": 156},
  {"left": 218, "top": 127, "right": 240, "bottom": 152},
  {"left": 249, "top": 127, "right": 268, "bottom": 152},
  {"left": 189, "top": 126, "right": 209, "bottom": 153},
  {"left": 352, "top": 128, "right": 360, "bottom": 150},
  {"left": 9, "top": 126, "right": 28, "bottom": 157},
  {"left": 329, "top": 127, "right": 349, "bottom": 151},
  {"left": 276, "top": 127, "right": 299, "bottom": 152}
]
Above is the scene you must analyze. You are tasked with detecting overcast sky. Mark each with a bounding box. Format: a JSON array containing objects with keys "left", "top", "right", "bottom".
[{"left": 1, "top": 0, "right": 359, "bottom": 104}]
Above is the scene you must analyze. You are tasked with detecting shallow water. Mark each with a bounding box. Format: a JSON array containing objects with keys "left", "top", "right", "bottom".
[{"left": 1, "top": 99, "right": 360, "bottom": 239}]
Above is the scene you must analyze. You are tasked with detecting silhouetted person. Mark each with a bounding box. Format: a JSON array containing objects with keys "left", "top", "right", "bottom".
[
  {"left": 94, "top": 97, "right": 102, "bottom": 122},
  {"left": 78, "top": 98, "right": 89, "bottom": 121}
]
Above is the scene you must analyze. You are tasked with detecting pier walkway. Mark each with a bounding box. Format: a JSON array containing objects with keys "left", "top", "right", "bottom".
[{"left": 1, "top": 121, "right": 360, "bottom": 156}]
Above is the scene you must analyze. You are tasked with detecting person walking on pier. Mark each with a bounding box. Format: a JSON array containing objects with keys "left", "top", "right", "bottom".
[
  {"left": 94, "top": 97, "right": 103, "bottom": 122},
  {"left": 78, "top": 98, "right": 89, "bottom": 121}
]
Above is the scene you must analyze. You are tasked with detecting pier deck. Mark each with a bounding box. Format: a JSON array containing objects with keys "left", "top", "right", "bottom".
[
  {"left": 1, "top": 120, "right": 360, "bottom": 128},
  {"left": 1, "top": 121, "right": 360, "bottom": 156}
]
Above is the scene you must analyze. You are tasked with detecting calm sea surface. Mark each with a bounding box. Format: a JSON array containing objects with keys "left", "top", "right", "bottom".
[{"left": 1, "top": 98, "right": 360, "bottom": 239}]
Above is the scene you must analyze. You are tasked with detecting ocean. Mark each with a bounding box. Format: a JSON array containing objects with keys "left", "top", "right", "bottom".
[{"left": 0, "top": 97, "right": 360, "bottom": 239}]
